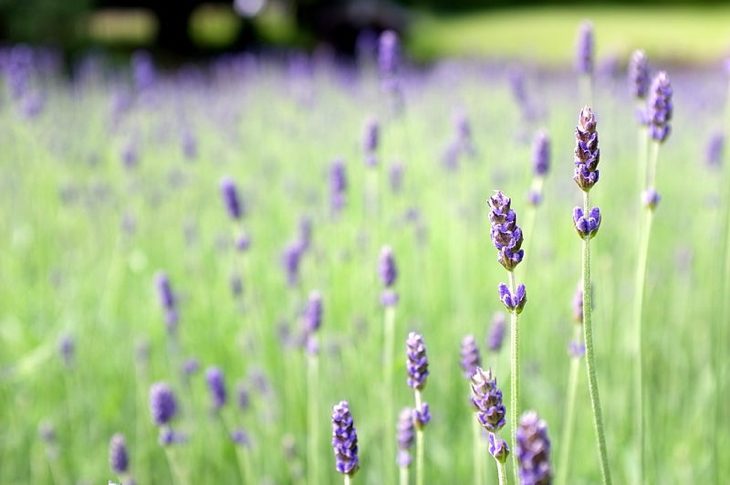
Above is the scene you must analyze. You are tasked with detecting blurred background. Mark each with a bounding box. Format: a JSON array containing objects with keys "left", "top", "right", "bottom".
[{"left": 2, "top": 0, "right": 730, "bottom": 66}]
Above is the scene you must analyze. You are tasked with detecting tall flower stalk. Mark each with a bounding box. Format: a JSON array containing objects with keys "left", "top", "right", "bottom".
[
  {"left": 575, "top": 21, "right": 594, "bottom": 104},
  {"left": 406, "top": 332, "right": 431, "bottom": 485},
  {"left": 396, "top": 408, "right": 415, "bottom": 485},
  {"left": 302, "top": 291, "right": 323, "bottom": 485},
  {"left": 556, "top": 286, "right": 585, "bottom": 485},
  {"left": 487, "top": 191, "right": 527, "bottom": 484},
  {"left": 633, "top": 71, "right": 672, "bottom": 484},
  {"left": 460, "top": 336, "right": 485, "bottom": 485},
  {"left": 379, "top": 246, "right": 398, "bottom": 480},
  {"left": 470, "top": 367, "right": 509, "bottom": 485},
  {"left": 572, "top": 106, "right": 611, "bottom": 484},
  {"left": 332, "top": 401, "right": 360, "bottom": 485}
]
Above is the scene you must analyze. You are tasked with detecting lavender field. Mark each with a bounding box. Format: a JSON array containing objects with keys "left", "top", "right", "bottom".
[{"left": 1, "top": 24, "right": 728, "bottom": 485}]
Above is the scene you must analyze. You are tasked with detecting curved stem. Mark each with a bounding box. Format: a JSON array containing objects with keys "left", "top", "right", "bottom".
[
  {"left": 496, "top": 459, "right": 508, "bottom": 485},
  {"left": 556, "top": 326, "right": 583, "bottom": 485},
  {"left": 508, "top": 271, "right": 520, "bottom": 485},
  {"left": 582, "top": 191, "right": 612, "bottom": 485}
]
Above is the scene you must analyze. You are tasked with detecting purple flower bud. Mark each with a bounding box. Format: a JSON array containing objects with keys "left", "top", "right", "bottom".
[
  {"left": 642, "top": 188, "right": 661, "bottom": 210},
  {"left": 329, "top": 158, "right": 347, "bottom": 213},
  {"left": 470, "top": 367, "right": 506, "bottom": 433},
  {"left": 331, "top": 400, "right": 359, "bottom": 476},
  {"left": 572, "top": 207, "right": 601, "bottom": 239},
  {"left": 379, "top": 246, "right": 398, "bottom": 287},
  {"left": 532, "top": 131, "right": 551, "bottom": 177},
  {"left": 378, "top": 30, "right": 400, "bottom": 77},
  {"left": 628, "top": 50, "right": 650, "bottom": 100},
  {"left": 488, "top": 432, "right": 510, "bottom": 464},
  {"left": 230, "top": 428, "right": 251, "bottom": 447},
  {"left": 182, "top": 358, "right": 200, "bottom": 376},
  {"left": 303, "top": 291, "right": 323, "bottom": 334},
  {"left": 575, "top": 21, "right": 594, "bottom": 75},
  {"left": 527, "top": 189, "right": 543, "bottom": 207},
  {"left": 154, "top": 272, "right": 178, "bottom": 333},
  {"left": 158, "top": 427, "right": 185, "bottom": 446},
  {"left": 362, "top": 117, "right": 379, "bottom": 167},
  {"left": 380, "top": 289, "right": 400, "bottom": 307},
  {"left": 516, "top": 411, "right": 553, "bottom": 485},
  {"left": 132, "top": 50, "right": 156, "bottom": 91},
  {"left": 460, "top": 335, "right": 482, "bottom": 379},
  {"left": 149, "top": 382, "right": 178, "bottom": 426},
  {"left": 219, "top": 176, "right": 243, "bottom": 220},
  {"left": 413, "top": 402, "right": 431, "bottom": 429},
  {"left": 706, "top": 132, "right": 725, "bottom": 168},
  {"left": 573, "top": 106, "right": 600, "bottom": 192},
  {"left": 487, "top": 312, "right": 507, "bottom": 352},
  {"left": 498, "top": 283, "right": 527, "bottom": 314},
  {"left": 206, "top": 367, "right": 227, "bottom": 411},
  {"left": 236, "top": 233, "right": 251, "bottom": 252},
  {"left": 282, "top": 241, "right": 304, "bottom": 287},
  {"left": 406, "top": 332, "right": 429, "bottom": 390},
  {"left": 109, "top": 433, "right": 129, "bottom": 474},
  {"left": 647, "top": 72, "right": 673, "bottom": 143},
  {"left": 487, "top": 191, "right": 525, "bottom": 271},
  {"left": 569, "top": 340, "right": 586, "bottom": 358},
  {"left": 237, "top": 383, "right": 250, "bottom": 411},
  {"left": 396, "top": 407, "right": 415, "bottom": 467}
]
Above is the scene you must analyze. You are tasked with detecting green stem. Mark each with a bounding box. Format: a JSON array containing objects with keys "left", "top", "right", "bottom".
[
  {"left": 344, "top": 473, "right": 352, "bottom": 485},
  {"left": 496, "top": 459, "right": 508, "bottom": 485},
  {"left": 472, "top": 418, "right": 484, "bottom": 485},
  {"left": 400, "top": 466, "right": 409, "bottom": 485},
  {"left": 508, "top": 270, "right": 520, "bottom": 485},
  {"left": 582, "top": 191, "right": 612, "bottom": 485},
  {"left": 384, "top": 305, "right": 396, "bottom": 481},
  {"left": 556, "top": 325, "right": 583, "bottom": 485},
  {"left": 637, "top": 123, "right": 648, "bottom": 193},
  {"left": 164, "top": 445, "right": 188, "bottom": 485},
  {"left": 415, "top": 389, "right": 424, "bottom": 485},
  {"left": 307, "top": 353, "right": 320, "bottom": 485}
]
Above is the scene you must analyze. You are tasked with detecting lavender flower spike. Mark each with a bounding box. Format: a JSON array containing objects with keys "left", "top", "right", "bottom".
[
  {"left": 642, "top": 187, "right": 661, "bottom": 210},
  {"left": 572, "top": 206, "right": 601, "bottom": 239},
  {"left": 109, "top": 433, "right": 129, "bottom": 474},
  {"left": 149, "top": 382, "right": 177, "bottom": 426},
  {"left": 379, "top": 246, "right": 398, "bottom": 287},
  {"left": 628, "top": 50, "right": 650, "bottom": 100},
  {"left": 406, "top": 332, "right": 429, "bottom": 390},
  {"left": 331, "top": 400, "right": 359, "bottom": 476},
  {"left": 378, "top": 30, "right": 400, "bottom": 77},
  {"left": 397, "top": 407, "right": 415, "bottom": 467},
  {"left": 498, "top": 283, "right": 527, "bottom": 314},
  {"left": 460, "top": 335, "right": 482, "bottom": 379},
  {"left": 487, "top": 191, "right": 525, "bottom": 271},
  {"left": 303, "top": 290, "right": 323, "bottom": 334},
  {"left": 362, "top": 117, "right": 379, "bottom": 167},
  {"left": 487, "top": 312, "right": 507, "bottom": 352},
  {"left": 219, "top": 176, "right": 243, "bottom": 220},
  {"left": 154, "top": 272, "right": 178, "bottom": 333},
  {"left": 516, "top": 411, "right": 553, "bottom": 485},
  {"left": 205, "top": 367, "right": 227, "bottom": 411},
  {"left": 470, "top": 367, "right": 507, "bottom": 433},
  {"left": 647, "top": 72, "right": 673, "bottom": 143},
  {"left": 532, "top": 131, "right": 551, "bottom": 177},
  {"left": 575, "top": 21, "right": 594, "bottom": 75},
  {"left": 573, "top": 106, "right": 600, "bottom": 192},
  {"left": 329, "top": 158, "right": 347, "bottom": 213},
  {"left": 488, "top": 433, "right": 510, "bottom": 464}
]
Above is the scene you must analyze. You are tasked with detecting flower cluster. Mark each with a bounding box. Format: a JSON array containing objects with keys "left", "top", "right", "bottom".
[
  {"left": 205, "top": 367, "right": 227, "bottom": 411},
  {"left": 628, "top": 50, "right": 649, "bottom": 100},
  {"left": 573, "top": 106, "right": 600, "bottom": 192},
  {"left": 396, "top": 408, "right": 415, "bottom": 467},
  {"left": 487, "top": 191, "right": 524, "bottom": 271},
  {"left": 498, "top": 283, "right": 527, "bottom": 314},
  {"left": 647, "top": 72, "right": 673, "bottom": 143},
  {"left": 379, "top": 246, "right": 399, "bottom": 307},
  {"left": 470, "top": 367, "right": 506, "bottom": 433},
  {"left": 572, "top": 207, "right": 602, "bottom": 239},
  {"left": 331, "top": 401, "right": 359, "bottom": 476},
  {"left": 575, "top": 21, "right": 594, "bottom": 75},
  {"left": 459, "top": 335, "right": 482, "bottom": 379},
  {"left": 406, "top": 332, "right": 429, "bottom": 390},
  {"left": 516, "top": 411, "right": 553, "bottom": 485},
  {"left": 154, "top": 272, "right": 178, "bottom": 334}
]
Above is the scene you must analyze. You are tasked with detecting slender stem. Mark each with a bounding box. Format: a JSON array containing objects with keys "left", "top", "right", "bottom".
[
  {"left": 496, "top": 459, "right": 508, "bottom": 485},
  {"left": 556, "top": 325, "right": 583, "bottom": 485},
  {"left": 400, "top": 466, "right": 409, "bottom": 485},
  {"left": 637, "top": 123, "right": 648, "bottom": 193},
  {"left": 164, "top": 446, "right": 188, "bottom": 485},
  {"left": 414, "top": 389, "right": 424, "bottom": 485},
  {"left": 383, "top": 305, "right": 396, "bottom": 480},
  {"left": 344, "top": 474, "right": 352, "bottom": 485},
  {"left": 307, "top": 353, "right": 320, "bottom": 485},
  {"left": 582, "top": 191, "right": 612, "bottom": 485},
  {"left": 508, "top": 270, "right": 520, "bottom": 485},
  {"left": 472, "top": 418, "right": 484, "bottom": 485}
]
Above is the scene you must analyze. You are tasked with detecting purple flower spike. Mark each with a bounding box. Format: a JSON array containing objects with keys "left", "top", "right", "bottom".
[
  {"left": 488, "top": 433, "right": 510, "bottom": 464},
  {"left": 155, "top": 272, "right": 178, "bottom": 333},
  {"left": 527, "top": 189, "right": 543, "bottom": 207},
  {"left": 569, "top": 340, "right": 586, "bottom": 358},
  {"left": 219, "top": 176, "right": 243, "bottom": 220},
  {"left": 573, "top": 106, "right": 600, "bottom": 192},
  {"left": 303, "top": 291, "right": 323, "bottom": 334},
  {"left": 362, "top": 117, "right": 379, "bottom": 167},
  {"left": 647, "top": 72, "right": 673, "bottom": 143},
  {"left": 396, "top": 408, "right": 415, "bottom": 467},
  {"left": 329, "top": 158, "right": 347, "bottom": 213},
  {"left": 149, "top": 382, "right": 177, "bottom": 426},
  {"left": 572, "top": 207, "right": 601, "bottom": 239},
  {"left": 331, "top": 400, "right": 359, "bottom": 476},
  {"left": 532, "top": 131, "right": 551, "bottom": 177},
  {"left": 460, "top": 335, "right": 482, "bottom": 379},
  {"left": 628, "top": 50, "right": 650, "bottom": 100},
  {"left": 470, "top": 367, "right": 506, "bottom": 433},
  {"left": 642, "top": 188, "right": 661, "bottom": 210},
  {"left": 406, "top": 332, "right": 429, "bottom": 390},
  {"left": 413, "top": 402, "right": 431, "bottom": 429},
  {"left": 109, "top": 433, "right": 129, "bottom": 474},
  {"left": 706, "top": 133, "right": 725, "bottom": 168},
  {"left": 516, "top": 411, "right": 553, "bottom": 485},
  {"left": 282, "top": 241, "right": 303, "bottom": 287},
  {"left": 381, "top": 289, "right": 400, "bottom": 307},
  {"left": 378, "top": 30, "right": 400, "bottom": 77},
  {"left": 487, "top": 191, "right": 525, "bottom": 271},
  {"left": 379, "top": 246, "right": 398, "bottom": 287},
  {"left": 498, "top": 283, "right": 527, "bottom": 314},
  {"left": 230, "top": 428, "right": 251, "bottom": 447},
  {"left": 487, "top": 312, "right": 507, "bottom": 352},
  {"left": 205, "top": 367, "right": 227, "bottom": 411},
  {"left": 575, "top": 21, "right": 594, "bottom": 75}
]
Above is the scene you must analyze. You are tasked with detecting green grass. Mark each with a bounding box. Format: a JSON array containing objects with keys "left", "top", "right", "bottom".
[
  {"left": 0, "top": 57, "right": 727, "bottom": 485},
  {"left": 409, "top": 6, "right": 730, "bottom": 64}
]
